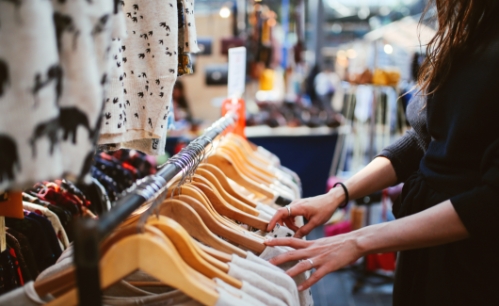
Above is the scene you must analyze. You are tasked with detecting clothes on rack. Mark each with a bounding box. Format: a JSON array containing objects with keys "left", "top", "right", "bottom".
[
  {"left": 0, "top": 0, "right": 118, "bottom": 190},
  {"left": 88, "top": 150, "right": 156, "bottom": 205},
  {"left": 0, "top": 0, "right": 200, "bottom": 193},
  {"left": 0, "top": 151, "right": 156, "bottom": 295},
  {"left": 1, "top": 130, "right": 314, "bottom": 305}
]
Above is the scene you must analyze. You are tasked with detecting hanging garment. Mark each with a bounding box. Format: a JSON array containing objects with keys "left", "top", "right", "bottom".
[
  {"left": 7, "top": 229, "right": 39, "bottom": 280},
  {"left": 257, "top": 224, "right": 314, "bottom": 306},
  {"left": 104, "top": 279, "right": 267, "bottom": 306},
  {"left": 0, "top": 247, "right": 21, "bottom": 294},
  {"left": 22, "top": 202, "right": 70, "bottom": 250},
  {"left": 0, "top": 281, "right": 53, "bottom": 305},
  {"left": 113, "top": 98, "right": 175, "bottom": 156},
  {"left": 214, "top": 278, "right": 277, "bottom": 306},
  {"left": 0, "top": 0, "right": 118, "bottom": 190},
  {"left": 259, "top": 246, "right": 314, "bottom": 306},
  {"left": 98, "top": 0, "right": 179, "bottom": 153},
  {"left": 6, "top": 215, "right": 58, "bottom": 272},
  {"left": 227, "top": 263, "right": 297, "bottom": 306},
  {"left": 231, "top": 255, "right": 297, "bottom": 306},
  {"left": 6, "top": 232, "right": 34, "bottom": 283}
]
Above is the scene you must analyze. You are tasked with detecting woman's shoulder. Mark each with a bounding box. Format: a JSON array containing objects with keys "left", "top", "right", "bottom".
[{"left": 406, "top": 94, "right": 426, "bottom": 127}]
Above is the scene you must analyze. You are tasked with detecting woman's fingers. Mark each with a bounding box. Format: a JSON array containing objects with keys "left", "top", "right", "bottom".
[
  {"left": 283, "top": 218, "right": 300, "bottom": 232},
  {"left": 268, "top": 248, "right": 310, "bottom": 266},
  {"left": 267, "top": 201, "right": 309, "bottom": 231},
  {"left": 293, "top": 221, "right": 317, "bottom": 238},
  {"left": 267, "top": 207, "right": 289, "bottom": 231},
  {"left": 285, "top": 258, "right": 317, "bottom": 278},
  {"left": 264, "top": 237, "right": 311, "bottom": 249},
  {"left": 297, "top": 267, "right": 329, "bottom": 291}
]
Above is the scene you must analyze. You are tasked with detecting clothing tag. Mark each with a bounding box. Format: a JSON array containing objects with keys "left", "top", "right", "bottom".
[{"left": 0, "top": 217, "right": 6, "bottom": 252}]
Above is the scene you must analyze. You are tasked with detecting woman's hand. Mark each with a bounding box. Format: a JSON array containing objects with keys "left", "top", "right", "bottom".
[
  {"left": 264, "top": 233, "right": 363, "bottom": 291},
  {"left": 267, "top": 188, "right": 345, "bottom": 238},
  {"left": 265, "top": 200, "right": 470, "bottom": 291}
]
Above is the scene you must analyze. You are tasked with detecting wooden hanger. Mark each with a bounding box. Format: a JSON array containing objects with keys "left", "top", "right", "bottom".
[
  {"left": 191, "top": 177, "right": 268, "bottom": 231},
  {"left": 220, "top": 140, "right": 277, "bottom": 179},
  {"left": 146, "top": 215, "right": 241, "bottom": 288},
  {"left": 217, "top": 146, "right": 271, "bottom": 185},
  {"left": 195, "top": 168, "right": 258, "bottom": 213},
  {"left": 195, "top": 241, "right": 232, "bottom": 263},
  {"left": 167, "top": 184, "right": 245, "bottom": 232},
  {"left": 159, "top": 197, "right": 246, "bottom": 257},
  {"left": 34, "top": 223, "right": 165, "bottom": 298},
  {"left": 181, "top": 182, "right": 265, "bottom": 239},
  {"left": 226, "top": 133, "right": 281, "bottom": 166},
  {"left": 217, "top": 145, "right": 296, "bottom": 199},
  {"left": 221, "top": 139, "right": 297, "bottom": 193},
  {"left": 101, "top": 221, "right": 230, "bottom": 290},
  {"left": 146, "top": 214, "right": 228, "bottom": 272},
  {"left": 218, "top": 142, "right": 278, "bottom": 182},
  {"left": 46, "top": 225, "right": 219, "bottom": 306},
  {"left": 198, "top": 163, "right": 257, "bottom": 208},
  {"left": 192, "top": 173, "right": 256, "bottom": 216},
  {"left": 166, "top": 193, "right": 266, "bottom": 254},
  {"left": 207, "top": 153, "right": 276, "bottom": 201},
  {"left": 220, "top": 145, "right": 296, "bottom": 201},
  {"left": 224, "top": 133, "right": 275, "bottom": 166}
]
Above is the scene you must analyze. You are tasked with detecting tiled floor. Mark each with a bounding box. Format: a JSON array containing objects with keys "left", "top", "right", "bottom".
[{"left": 308, "top": 227, "right": 394, "bottom": 306}]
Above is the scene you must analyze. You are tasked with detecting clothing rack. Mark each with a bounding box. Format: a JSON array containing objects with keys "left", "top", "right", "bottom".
[{"left": 72, "top": 113, "right": 237, "bottom": 306}]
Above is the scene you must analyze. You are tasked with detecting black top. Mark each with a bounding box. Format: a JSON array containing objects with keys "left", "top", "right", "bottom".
[{"left": 380, "top": 32, "right": 499, "bottom": 241}]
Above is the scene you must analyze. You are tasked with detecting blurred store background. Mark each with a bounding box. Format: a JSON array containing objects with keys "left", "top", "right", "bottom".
[{"left": 167, "top": 1, "right": 433, "bottom": 304}]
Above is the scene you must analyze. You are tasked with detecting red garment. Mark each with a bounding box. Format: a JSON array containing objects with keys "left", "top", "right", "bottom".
[{"left": 8, "top": 248, "right": 24, "bottom": 286}]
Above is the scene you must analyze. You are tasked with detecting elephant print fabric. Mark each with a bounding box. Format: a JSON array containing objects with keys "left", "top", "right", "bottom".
[
  {"left": 98, "top": 0, "right": 183, "bottom": 155},
  {"left": 0, "top": 0, "right": 119, "bottom": 190}
]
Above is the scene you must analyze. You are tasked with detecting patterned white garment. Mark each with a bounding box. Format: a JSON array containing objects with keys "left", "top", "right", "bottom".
[
  {"left": 0, "top": 0, "right": 115, "bottom": 190},
  {"left": 98, "top": 0, "right": 179, "bottom": 154},
  {"left": 181, "top": 0, "right": 199, "bottom": 54},
  {"left": 259, "top": 225, "right": 314, "bottom": 306}
]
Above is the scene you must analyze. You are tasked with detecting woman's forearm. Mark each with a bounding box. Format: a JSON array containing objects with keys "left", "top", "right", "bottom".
[
  {"left": 355, "top": 200, "right": 469, "bottom": 255},
  {"left": 330, "top": 157, "right": 398, "bottom": 202}
]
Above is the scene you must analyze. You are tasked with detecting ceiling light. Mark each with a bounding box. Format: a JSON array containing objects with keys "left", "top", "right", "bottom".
[
  {"left": 384, "top": 44, "right": 393, "bottom": 54},
  {"left": 219, "top": 6, "right": 231, "bottom": 18}
]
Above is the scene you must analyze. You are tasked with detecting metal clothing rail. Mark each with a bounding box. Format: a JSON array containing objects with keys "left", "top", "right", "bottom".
[{"left": 73, "top": 113, "right": 237, "bottom": 306}]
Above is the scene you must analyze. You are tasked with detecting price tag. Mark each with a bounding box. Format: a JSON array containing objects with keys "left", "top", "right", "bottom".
[{"left": 227, "top": 47, "right": 247, "bottom": 99}]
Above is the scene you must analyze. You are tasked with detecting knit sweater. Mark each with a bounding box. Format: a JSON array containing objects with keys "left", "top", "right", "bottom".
[
  {"left": 98, "top": 0, "right": 179, "bottom": 150},
  {"left": 99, "top": 0, "right": 199, "bottom": 155},
  {"left": 378, "top": 31, "right": 499, "bottom": 241},
  {"left": 0, "top": 0, "right": 115, "bottom": 190}
]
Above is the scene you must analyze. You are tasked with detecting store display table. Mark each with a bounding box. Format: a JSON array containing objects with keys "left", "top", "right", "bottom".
[{"left": 246, "top": 126, "right": 346, "bottom": 198}]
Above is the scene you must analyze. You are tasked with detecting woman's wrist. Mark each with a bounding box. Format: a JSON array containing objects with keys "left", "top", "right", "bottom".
[
  {"left": 327, "top": 187, "right": 346, "bottom": 208},
  {"left": 327, "top": 187, "right": 345, "bottom": 208},
  {"left": 351, "top": 227, "right": 373, "bottom": 257},
  {"left": 352, "top": 222, "right": 391, "bottom": 256}
]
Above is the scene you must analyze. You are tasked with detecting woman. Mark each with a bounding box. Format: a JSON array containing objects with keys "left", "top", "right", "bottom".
[{"left": 265, "top": 1, "right": 499, "bottom": 305}]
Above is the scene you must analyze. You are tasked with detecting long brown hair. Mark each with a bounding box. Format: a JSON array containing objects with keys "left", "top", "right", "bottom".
[{"left": 418, "top": 0, "right": 499, "bottom": 94}]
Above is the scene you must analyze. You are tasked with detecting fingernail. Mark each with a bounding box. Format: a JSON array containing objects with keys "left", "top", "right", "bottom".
[{"left": 297, "top": 285, "right": 303, "bottom": 291}]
